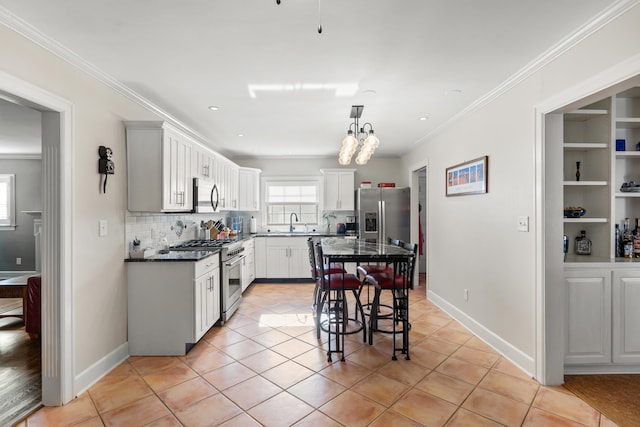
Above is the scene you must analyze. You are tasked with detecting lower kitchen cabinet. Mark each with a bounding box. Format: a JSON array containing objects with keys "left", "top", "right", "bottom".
[
  {"left": 128, "top": 254, "right": 220, "bottom": 356},
  {"left": 242, "top": 238, "right": 255, "bottom": 291},
  {"left": 254, "top": 237, "right": 266, "bottom": 278},
  {"left": 265, "top": 237, "right": 309, "bottom": 279},
  {"left": 565, "top": 265, "right": 640, "bottom": 371}
]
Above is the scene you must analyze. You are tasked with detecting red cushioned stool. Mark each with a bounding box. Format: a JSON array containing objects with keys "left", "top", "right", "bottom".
[
  {"left": 366, "top": 242, "right": 416, "bottom": 360},
  {"left": 316, "top": 243, "right": 366, "bottom": 362}
]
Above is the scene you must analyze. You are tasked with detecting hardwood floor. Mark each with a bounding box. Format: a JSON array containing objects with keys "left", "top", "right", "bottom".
[{"left": 0, "top": 299, "right": 42, "bottom": 427}]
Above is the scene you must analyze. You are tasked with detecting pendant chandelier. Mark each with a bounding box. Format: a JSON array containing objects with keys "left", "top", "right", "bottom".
[{"left": 338, "top": 105, "right": 380, "bottom": 165}]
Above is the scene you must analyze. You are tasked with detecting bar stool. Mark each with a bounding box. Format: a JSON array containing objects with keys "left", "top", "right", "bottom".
[
  {"left": 356, "top": 238, "right": 404, "bottom": 320},
  {"left": 307, "top": 238, "right": 346, "bottom": 339},
  {"left": 366, "top": 242, "right": 417, "bottom": 360},
  {"left": 316, "top": 243, "right": 366, "bottom": 361}
]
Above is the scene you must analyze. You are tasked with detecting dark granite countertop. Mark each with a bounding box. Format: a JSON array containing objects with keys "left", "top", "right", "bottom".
[{"left": 126, "top": 249, "right": 219, "bottom": 262}]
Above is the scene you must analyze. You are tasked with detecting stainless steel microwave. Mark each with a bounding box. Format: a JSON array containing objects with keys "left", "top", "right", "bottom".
[{"left": 192, "top": 178, "right": 219, "bottom": 213}]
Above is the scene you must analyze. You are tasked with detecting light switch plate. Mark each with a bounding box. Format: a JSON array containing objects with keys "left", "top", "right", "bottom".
[
  {"left": 517, "top": 215, "right": 529, "bottom": 232},
  {"left": 99, "top": 219, "right": 108, "bottom": 236}
]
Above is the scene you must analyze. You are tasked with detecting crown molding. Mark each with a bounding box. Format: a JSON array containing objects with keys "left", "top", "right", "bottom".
[
  {"left": 0, "top": 6, "right": 214, "bottom": 151},
  {"left": 411, "top": 0, "right": 640, "bottom": 150}
]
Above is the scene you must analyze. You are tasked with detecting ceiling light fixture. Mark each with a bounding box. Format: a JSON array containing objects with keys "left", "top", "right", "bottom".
[
  {"left": 208, "top": 105, "right": 220, "bottom": 111},
  {"left": 338, "top": 105, "right": 379, "bottom": 166}
]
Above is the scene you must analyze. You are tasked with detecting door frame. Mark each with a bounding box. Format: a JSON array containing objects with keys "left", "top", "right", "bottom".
[
  {"left": 0, "top": 70, "right": 74, "bottom": 405},
  {"left": 535, "top": 53, "right": 640, "bottom": 385},
  {"left": 409, "top": 161, "right": 428, "bottom": 291}
]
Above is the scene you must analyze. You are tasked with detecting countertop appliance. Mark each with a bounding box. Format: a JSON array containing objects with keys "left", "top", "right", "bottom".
[
  {"left": 345, "top": 215, "right": 357, "bottom": 235},
  {"left": 171, "top": 239, "right": 244, "bottom": 323},
  {"left": 192, "top": 178, "right": 219, "bottom": 213},
  {"left": 356, "top": 187, "right": 410, "bottom": 244}
]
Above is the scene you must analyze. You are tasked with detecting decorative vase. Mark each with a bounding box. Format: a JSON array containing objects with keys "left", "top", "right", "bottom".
[{"left": 575, "top": 161, "right": 581, "bottom": 181}]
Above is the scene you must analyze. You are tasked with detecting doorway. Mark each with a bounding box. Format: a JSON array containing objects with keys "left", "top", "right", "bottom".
[
  {"left": 410, "top": 164, "right": 427, "bottom": 291},
  {"left": 0, "top": 70, "right": 74, "bottom": 407}
]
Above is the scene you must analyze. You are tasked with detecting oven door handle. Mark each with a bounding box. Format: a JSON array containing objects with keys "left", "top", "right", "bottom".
[{"left": 225, "top": 255, "right": 245, "bottom": 268}]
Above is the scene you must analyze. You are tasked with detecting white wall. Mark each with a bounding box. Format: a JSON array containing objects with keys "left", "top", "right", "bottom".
[
  {"left": 402, "top": 4, "right": 640, "bottom": 376},
  {"left": 0, "top": 23, "right": 162, "bottom": 375},
  {"left": 235, "top": 156, "right": 406, "bottom": 187}
]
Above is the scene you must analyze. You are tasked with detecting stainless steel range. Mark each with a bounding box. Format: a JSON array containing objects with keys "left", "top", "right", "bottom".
[{"left": 172, "top": 239, "right": 245, "bottom": 324}]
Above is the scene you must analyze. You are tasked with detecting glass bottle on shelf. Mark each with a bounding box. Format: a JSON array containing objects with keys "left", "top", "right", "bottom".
[
  {"left": 615, "top": 224, "right": 621, "bottom": 258},
  {"left": 575, "top": 230, "right": 592, "bottom": 255},
  {"left": 575, "top": 161, "right": 581, "bottom": 181},
  {"left": 623, "top": 218, "right": 634, "bottom": 258},
  {"left": 634, "top": 218, "right": 640, "bottom": 258}
]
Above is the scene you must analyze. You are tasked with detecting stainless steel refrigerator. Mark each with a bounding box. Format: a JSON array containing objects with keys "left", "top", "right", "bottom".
[{"left": 356, "top": 187, "right": 410, "bottom": 244}]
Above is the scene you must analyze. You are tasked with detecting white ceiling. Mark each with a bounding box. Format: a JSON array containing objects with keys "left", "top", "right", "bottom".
[{"left": 0, "top": 0, "right": 621, "bottom": 160}]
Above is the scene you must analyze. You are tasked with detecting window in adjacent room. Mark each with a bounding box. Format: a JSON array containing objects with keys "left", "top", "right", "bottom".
[
  {"left": 0, "top": 174, "right": 16, "bottom": 230},
  {"left": 264, "top": 178, "right": 320, "bottom": 227}
]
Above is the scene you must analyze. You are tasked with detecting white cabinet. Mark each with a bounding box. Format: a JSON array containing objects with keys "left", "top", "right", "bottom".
[
  {"left": 265, "top": 237, "right": 310, "bottom": 279},
  {"left": 127, "top": 254, "right": 220, "bottom": 356},
  {"left": 214, "top": 155, "right": 239, "bottom": 211},
  {"left": 241, "top": 238, "right": 255, "bottom": 291},
  {"left": 254, "top": 237, "right": 267, "bottom": 278},
  {"left": 612, "top": 270, "right": 640, "bottom": 363},
  {"left": 321, "top": 169, "right": 355, "bottom": 211},
  {"left": 564, "top": 269, "right": 612, "bottom": 365},
  {"left": 238, "top": 167, "right": 261, "bottom": 211},
  {"left": 195, "top": 256, "right": 221, "bottom": 341},
  {"left": 125, "top": 121, "right": 193, "bottom": 212},
  {"left": 193, "top": 146, "right": 214, "bottom": 180}
]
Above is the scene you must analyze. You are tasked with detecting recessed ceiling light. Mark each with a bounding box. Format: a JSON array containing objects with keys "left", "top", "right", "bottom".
[
  {"left": 360, "top": 89, "right": 377, "bottom": 95},
  {"left": 446, "top": 89, "right": 462, "bottom": 95},
  {"left": 208, "top": 105, "right": 220, "bottom": 111},
  {"left": 237, "top": 133, "right": 244, "bottom": 137},
  {"left": 419, "top": 116, "right": 429, "bottom": 121}
]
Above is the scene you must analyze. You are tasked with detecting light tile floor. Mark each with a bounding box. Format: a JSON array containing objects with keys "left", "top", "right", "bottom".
[{"left": 18, "top": 280, "right": 618, "bottom": 427}]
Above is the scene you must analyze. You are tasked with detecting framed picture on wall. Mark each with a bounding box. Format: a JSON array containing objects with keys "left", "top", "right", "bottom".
[{"left": 445, "top": 156, "right": 488, "bottom": 196}]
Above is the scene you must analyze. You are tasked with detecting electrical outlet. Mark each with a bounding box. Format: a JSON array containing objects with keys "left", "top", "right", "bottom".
[
  {"left": 517, "top": 215, "right": 529, "bottom": 232},
  {"left": 99, "top": 219, "right": 108, "bottom": 237},
  {"left": 464, "top": 289, "right": 469, "bottom": 301},
  {"left": 16, "top": 257, "right": 21, "bottom": 265}
]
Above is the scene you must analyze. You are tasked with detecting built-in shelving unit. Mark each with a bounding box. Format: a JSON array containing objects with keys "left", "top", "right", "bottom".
[
  {"left": 559, "top": 85, "right": 640, "bottom": 371},
  {"left": 562, "top": 101, "right": 612, "bottom": 260}
]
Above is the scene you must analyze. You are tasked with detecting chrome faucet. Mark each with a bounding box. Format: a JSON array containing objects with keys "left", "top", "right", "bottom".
[{"left": 289, "top": 212, "right": 299, "bottom": 232}]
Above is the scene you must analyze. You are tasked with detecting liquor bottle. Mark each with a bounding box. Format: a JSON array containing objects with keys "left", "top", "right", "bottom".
[
  {"left": 575, "top": 230, "right": 592, "bottom": 255},
  {"left": 575, "top": 161, "right": 581, "bottom": 181},
  {"left": 623, "top": 218, "right": 634, "bottom": 258},
  {"left": 634, "top": 218, "right": 640, "bottom": 258},
  {"left": 615, "top": 224, "right": 621, "bottom": 257}
]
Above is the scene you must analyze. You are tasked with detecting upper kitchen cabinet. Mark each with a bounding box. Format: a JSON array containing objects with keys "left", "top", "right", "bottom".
[
  {"left": 214, "top": 154, "right": 239, "bottom": 211},
  {"left": 193, "top": 146, "right": 215, "bottom": 180},
  {"left": 238, "top": 167, "right": 261, "bottom": 211},
  {"left": 321, "top": 169, "right": 355, "bottom": 211},
  {"left": 125, "top": 121, "right": 193, "bottom": 212}
]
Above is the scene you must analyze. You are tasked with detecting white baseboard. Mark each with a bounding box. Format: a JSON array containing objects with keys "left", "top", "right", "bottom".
[
  {"left": 428, "top": 290, "right": 536, "bottom": 379},
  {"left": 565, "top": 364, "right": 640, "bottom": 374},
  {"left": 74, "top": 342, "right": 129, "bottom": 397}
]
